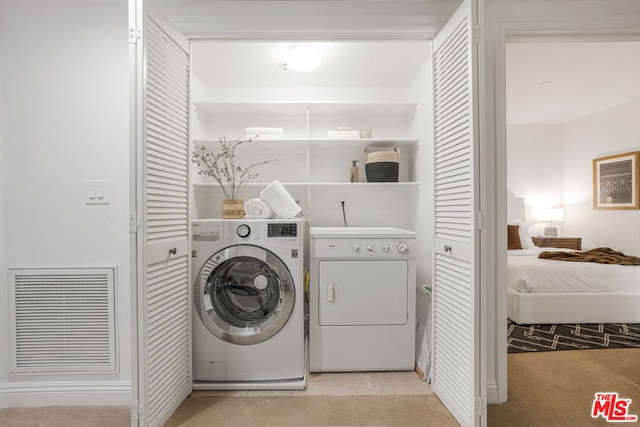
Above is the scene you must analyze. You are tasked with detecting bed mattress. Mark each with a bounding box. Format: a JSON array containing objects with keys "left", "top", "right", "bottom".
[{"left": 508, "top": 247, "right": 640, "bottom": 293}]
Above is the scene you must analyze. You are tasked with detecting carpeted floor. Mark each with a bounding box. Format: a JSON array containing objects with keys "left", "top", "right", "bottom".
[
  {"left": 0, "top": 406, "right": 130, "bottom": 427},
  {"left": 508, "top": 320, "right": 640, "bottom": 353},
  {"left": 3, "top": 349, "right": 639, "bottom": 426},
  {"left": 489, "top": 347, "right": 640, "bottom": 426},
  {"left": 165, "top": 394, "right": 458, "bottom": 426},
  {"left": 0, "top": 395, "right": 457, "bottom": 427}
]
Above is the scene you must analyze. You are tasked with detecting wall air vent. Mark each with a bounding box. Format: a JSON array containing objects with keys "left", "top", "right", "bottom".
[{"left": 9, "top": 268, "right": 117, "bottom": 374}]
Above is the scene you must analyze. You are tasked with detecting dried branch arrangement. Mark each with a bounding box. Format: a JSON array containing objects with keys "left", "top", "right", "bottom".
[{"left": 192, "top": 137, "right": 277, "bottom": 199}]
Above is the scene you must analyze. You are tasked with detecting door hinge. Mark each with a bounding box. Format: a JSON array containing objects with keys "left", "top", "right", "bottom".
[
  {"left": 474, "top": 211, "right": 482, "bottom": 230},
  {"left": 129, "top": 213, "right": 141, "bottom": 232},
  {"left": 129, "top": 27, "right": 141, "bottom": 44},
  {"left": 131, "top": 401, "right": 143, "bottom": 420},
  {"left": 475, "top": 396, "right": 483, "bottom": 415},
  {"left": 474, "top": 25, "right": 481, "bottom": 44}
]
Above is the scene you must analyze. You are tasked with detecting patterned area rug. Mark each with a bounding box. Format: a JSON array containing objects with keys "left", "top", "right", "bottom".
[{"left": 508, "top": 320, "right": 640, "bottom": 353}]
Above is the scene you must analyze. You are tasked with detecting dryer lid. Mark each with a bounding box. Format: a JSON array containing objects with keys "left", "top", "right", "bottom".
[{"left": 310, "top": 227, "right": 415, "bottom": 239}]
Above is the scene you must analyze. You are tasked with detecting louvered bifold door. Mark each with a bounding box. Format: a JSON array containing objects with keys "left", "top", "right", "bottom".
[
  {"left": 431, "top": 0, "right": 482, "bottom": 426},
  {"left": 135, "top": 8, "right": 191, "bottom": 427}
]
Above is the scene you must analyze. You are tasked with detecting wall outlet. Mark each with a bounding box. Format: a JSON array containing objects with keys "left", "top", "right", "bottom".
[{"left": 337, "top": 193, "right": 346, "bottom": 203}]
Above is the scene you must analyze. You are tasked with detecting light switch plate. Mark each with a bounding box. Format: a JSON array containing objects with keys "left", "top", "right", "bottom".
[{"left": 86, "top": 179, "right": 109, "bottom": 205}]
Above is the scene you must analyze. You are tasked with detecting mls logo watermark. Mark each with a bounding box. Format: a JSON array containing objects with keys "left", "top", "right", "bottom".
[{"left": 592, "top": 392, "right": 638, "bottom": 422}]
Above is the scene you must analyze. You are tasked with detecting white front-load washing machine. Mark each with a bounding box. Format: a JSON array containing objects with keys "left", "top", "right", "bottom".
[{"left": 192, "top": 218, "right": 307, "bottom": 390}]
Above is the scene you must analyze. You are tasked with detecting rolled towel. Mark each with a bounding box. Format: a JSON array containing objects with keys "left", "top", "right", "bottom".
[
  {"left": 244, "top": 198, "right": 275, "bottom": 219},
  {"left": 260, "top": 180, "right": 301, "bottom": 219}
]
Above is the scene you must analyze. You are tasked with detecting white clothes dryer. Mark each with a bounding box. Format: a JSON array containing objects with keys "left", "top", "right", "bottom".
[
  {"left": 309, "top": 227, "right": 416, "bottom": 372},
  {"left": 191, "top": 218, "right": 307, "bottom": 390}
]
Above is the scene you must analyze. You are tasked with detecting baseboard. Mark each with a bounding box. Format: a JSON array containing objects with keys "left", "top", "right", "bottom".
[
  {"left": 486, "top": 379, "right": 500, "bottom": 404},
  {"left": 0, "top": 380, "right": 131, "bottom": 409}
]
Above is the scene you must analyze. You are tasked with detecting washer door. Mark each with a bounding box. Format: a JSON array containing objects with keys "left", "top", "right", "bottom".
[{"left": 195, "top": 245, "right": 295, "bottom": 345}]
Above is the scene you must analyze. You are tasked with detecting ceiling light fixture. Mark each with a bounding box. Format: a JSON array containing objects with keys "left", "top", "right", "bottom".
[{"left": 280, "top": 45, "right": 322, "bottom": 72}]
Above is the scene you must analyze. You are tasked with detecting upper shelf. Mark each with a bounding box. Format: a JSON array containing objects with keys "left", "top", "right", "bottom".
[
  {"left": 191, "top": 138, "right": 419, "bottom": 149},
  {"left": 192, "top": 182, "right": 421, "bottom": 190},
  {"left": 192, "top": 101, "right": 420, "bottom": 118}
]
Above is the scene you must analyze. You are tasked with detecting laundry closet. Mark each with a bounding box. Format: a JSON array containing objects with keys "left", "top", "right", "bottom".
[
  {"left": 189, "top": 40, "right": 427, "bottom": 388},
  {"left": 132, "top": 0, "right": 480, "bottom": 425}
]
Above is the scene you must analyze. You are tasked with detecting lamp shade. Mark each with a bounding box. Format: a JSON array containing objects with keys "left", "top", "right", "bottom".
[{"left": 533, "top": 208, "right": 564, "bottom": 223}]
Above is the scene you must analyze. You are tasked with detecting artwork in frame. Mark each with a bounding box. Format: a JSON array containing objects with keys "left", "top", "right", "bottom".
[{"left": 593, "top": 151, "right": 640, "bottom": 210}]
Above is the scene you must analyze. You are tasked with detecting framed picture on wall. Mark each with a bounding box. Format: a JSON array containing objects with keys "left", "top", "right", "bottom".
[{"left": 593, "top": 151, "right": 640, "bottom": 210}]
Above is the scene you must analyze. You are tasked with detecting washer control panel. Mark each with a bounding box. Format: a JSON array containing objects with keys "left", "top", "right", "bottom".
[
  {"left": 192, "top": 220, "right": 222, "bottom": 241},
  {"left": 216, "top": 220, "right": 304, "bottom": 245},
  {"left": 225, "top": 222, "right": 262, "bottom": 242},
  {"left": 313, "top": 238, "right": 415, "bottom": 258}
]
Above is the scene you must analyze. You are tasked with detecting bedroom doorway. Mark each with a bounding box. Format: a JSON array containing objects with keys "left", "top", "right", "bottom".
[{"left": 502, "top": 36, "right": 640, "bottom": 406}]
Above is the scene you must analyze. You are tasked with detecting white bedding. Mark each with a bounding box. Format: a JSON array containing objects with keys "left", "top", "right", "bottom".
[{"left": 508, "top": 247, "right": 640, "bottom": 293}]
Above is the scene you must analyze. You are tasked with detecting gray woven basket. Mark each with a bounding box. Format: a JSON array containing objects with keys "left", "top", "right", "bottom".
[{"left": 364, "top": 148, "right": 399, "bottom": 182}]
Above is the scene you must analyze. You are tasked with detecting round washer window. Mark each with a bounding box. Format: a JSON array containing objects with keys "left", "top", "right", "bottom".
[
  {"left": 210, "top": 256, "right": 280, "bottom": 328},
  {"left": 194, "top": 245, "right": 295, "bottom": 345}
]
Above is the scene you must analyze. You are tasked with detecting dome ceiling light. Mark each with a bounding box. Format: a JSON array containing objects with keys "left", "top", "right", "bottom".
[{"left": 280, "top": 45, "right": 322, "bottom": 72}]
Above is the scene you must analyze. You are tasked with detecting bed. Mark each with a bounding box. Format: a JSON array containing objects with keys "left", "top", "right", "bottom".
[
  {"left": 508, "top": 246, "right": 640, "bottom": 324},
  {"left": 506, "top": 195, "right": 640, "bottom": 325}
]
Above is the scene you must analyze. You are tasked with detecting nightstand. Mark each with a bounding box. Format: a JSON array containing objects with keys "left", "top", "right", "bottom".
[{"left": 532, "top": 236, "right": 582, "bottom": 250}]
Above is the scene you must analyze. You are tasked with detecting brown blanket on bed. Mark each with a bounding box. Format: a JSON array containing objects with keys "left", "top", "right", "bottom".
[{"left": 538, "top": 247, "right": 640, "bottom": 266}]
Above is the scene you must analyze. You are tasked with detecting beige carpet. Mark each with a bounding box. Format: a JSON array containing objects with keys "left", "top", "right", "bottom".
[
  {"left": 165, "top": 394, "right": 458, "bottom": 426},
  {"left": 489, "top": 348, "right": 640, "bottom": 426},
  {"left": 0, "top": 395, "right": 456, "bottom": 427},
  {"left": 0, "top": 406, "right": 130, "bottom": 427},
  {"left": 3, "top": 349, "right": 638, "bottom": 426}
]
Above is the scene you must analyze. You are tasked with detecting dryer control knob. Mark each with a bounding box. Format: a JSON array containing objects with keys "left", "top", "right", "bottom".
[
  {"left": 351, "top": 244, "right": 360, "bottom": 253},
  {"left": 237, "top": 224, "right": 251, "bottom": 238},
  {"left": 382, "top": 244, "right": 390, "bottom": 252},
  {"left": 398, "top": 242, "right": 410, "bottom": 255}
]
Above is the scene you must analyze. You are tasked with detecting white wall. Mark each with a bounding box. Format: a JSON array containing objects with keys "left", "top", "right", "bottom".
[
  {"left": 507, "top": 100, "right": 640, "bottom": 253},
  {"left": 507, "top": 124, "right": 564, "bottom": 235},
  {"left": 406, "top": 50, "right": 435, "bottom": 286},
  {"left": 0, "top": 0, "right": 130, "bottom": 407},
  {"left": 563, "top": 99, "right": 640, "bottom": 254},
  {"left": 0, "top": 5, "right": 6, "bottom": 395}
]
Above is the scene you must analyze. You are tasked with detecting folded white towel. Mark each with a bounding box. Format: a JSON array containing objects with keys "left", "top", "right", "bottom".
[
  {"left": 245, "top": 134, "right": 284, "bottom": 140},
  {"left": 328, "top": 130, "right": 360, "bottom": 139},
  {"left": 244, "top": 198, "right": 275, "bottom": 219},
  {"left": 245, "top": 127, "right": 285, "bottom": 135},
  {"left": 260, "top": 180, "right": 301, "bottom": 219}
]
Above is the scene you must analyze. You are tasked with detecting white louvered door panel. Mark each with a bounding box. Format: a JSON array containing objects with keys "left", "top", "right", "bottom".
[
  {"left": 431, "top": 0, "right": 482, "bottom": 426},
  {"left": 133, "top": 5, "right": 191, "bottom": 426}
]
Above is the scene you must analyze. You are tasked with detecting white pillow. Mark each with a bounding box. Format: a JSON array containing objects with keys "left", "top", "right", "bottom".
[
  {"left": 508, "top": 221, "right": 534, "bottom": 249},
  {"left": 519, "top": 224, "right": 535, "bottom": 249}
]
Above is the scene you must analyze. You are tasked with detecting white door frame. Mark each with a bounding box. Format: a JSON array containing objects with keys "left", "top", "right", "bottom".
[{"left": 490, "top": 6, "right": 640, "bottom": 405}]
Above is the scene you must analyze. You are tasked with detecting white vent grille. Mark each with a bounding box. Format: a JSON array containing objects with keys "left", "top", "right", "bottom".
[{"left": 9, "top": 268, "right": 116, "bottom": 374}]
